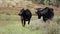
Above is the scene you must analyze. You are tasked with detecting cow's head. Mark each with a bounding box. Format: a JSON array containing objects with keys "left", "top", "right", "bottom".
[
  {"left": 35, "top": 8, "right": 42, "bottom": 19},
  {"left": 18, "top": 8, "right": 25, "bottom": 16}
]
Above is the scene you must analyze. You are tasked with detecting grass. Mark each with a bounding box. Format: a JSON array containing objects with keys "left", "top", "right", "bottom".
[
  {"left": 0, "top": 14, "right": 42, "bottom": 34},
  {"left": 0, "top": 14, "right": 60, "bottom": 34},
  {"left": 0, "top": 21, "right": 41, "bottom": 34}
]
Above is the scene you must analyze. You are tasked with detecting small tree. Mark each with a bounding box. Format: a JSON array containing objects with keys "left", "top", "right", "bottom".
[{"left": 44, "top": 0, "right": 49, "bottom": 5}]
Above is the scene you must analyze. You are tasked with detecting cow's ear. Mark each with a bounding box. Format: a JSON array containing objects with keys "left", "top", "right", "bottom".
[{"left": 35, "top": 10, "right": 37, "bottom": 13}]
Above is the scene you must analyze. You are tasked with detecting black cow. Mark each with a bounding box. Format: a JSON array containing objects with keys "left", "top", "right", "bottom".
[
  {"left": 18, "top": 8, "right": 32, "bottom": 27},
  {"left": 36, "top": 7, "right": 54, "bottom": 22}
]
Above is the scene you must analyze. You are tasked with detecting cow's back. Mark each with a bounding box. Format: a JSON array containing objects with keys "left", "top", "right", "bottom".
[{"left": 22, "top": 9, "right": 32, "bottom": 21}]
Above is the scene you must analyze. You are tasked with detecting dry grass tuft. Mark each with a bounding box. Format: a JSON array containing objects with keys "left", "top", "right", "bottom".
[{"left": 29, "top": 18, "right": 60, "bottom": 34}]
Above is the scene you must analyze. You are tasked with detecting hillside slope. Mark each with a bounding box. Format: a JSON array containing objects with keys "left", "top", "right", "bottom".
[{"left": 0, "top": 0, "right": 60, "bottom": 15}]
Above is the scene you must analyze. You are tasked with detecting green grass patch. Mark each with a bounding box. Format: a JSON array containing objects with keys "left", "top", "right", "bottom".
[{"left": 0, "top": 14, "right": 41, "bottom": 34}]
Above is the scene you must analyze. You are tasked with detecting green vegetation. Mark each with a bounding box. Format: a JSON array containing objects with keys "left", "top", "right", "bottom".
[
  {"left": 44, "top": 0, "right": 49, "bottom": 5},
  {"left": 27, "top": 0, "right": 60, "bottom": 7},
  {"left": 0, "top": 14, "right": 41, "bottom": 34},
  {"left": 0, "top": 14, "right": 60, "bottom": 34}
]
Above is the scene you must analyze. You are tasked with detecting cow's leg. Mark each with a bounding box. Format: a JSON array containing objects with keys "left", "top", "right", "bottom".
[
  {"left": 21, "top": 16, "right": 24, "bottom": 26},
  {"left": 43, "top": 18, "right": 46, "bottom": 22},
  {"left": 23, "top": 20, "right": 26, "bottom": 27},
  {"left": 28, "top": 20, "right": 30, "bottom": 25},
  {"left": 43, "top": 16, "right": 47, "bottom": 22},
  {"left": 21, "top": 18, "right": 24, "bottom": 26}
]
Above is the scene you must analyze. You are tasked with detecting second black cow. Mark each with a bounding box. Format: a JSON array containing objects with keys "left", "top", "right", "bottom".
[
  {"left": 36, "top": 7, "right": 54, "bottom": 22},
  {"left": 18, "top": 8, "right": 32, "bottom": 27}
]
